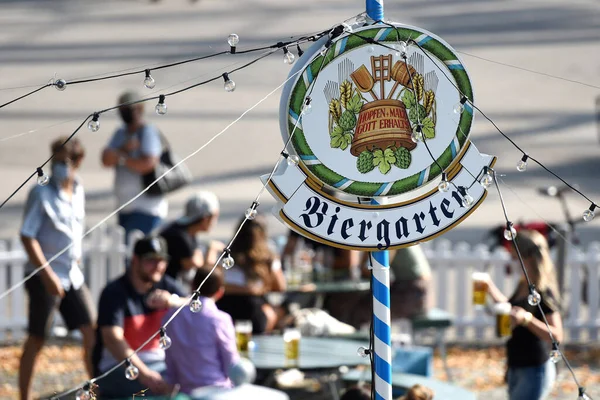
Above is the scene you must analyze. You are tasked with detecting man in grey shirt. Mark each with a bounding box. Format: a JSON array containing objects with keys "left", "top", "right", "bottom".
[
  {"left": 101, "top": 91, "right": 167, "bottom": 241},
  {"left": 19, "top": 137, "right": 95, "bottom": 400}
]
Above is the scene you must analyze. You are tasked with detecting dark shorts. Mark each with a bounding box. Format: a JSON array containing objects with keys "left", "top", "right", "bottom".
[{"left": 25, "top": 274, "right": 95, "bottom": 338}]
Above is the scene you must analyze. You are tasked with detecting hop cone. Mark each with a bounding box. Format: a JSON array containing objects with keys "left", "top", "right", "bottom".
[
  {"left": 395, "top": 147, "right": 411, "bottom": 169},
  {"left": 329, "top": 99, "right": 342, "bottom": 122},
  {"left": 340, "top": 80, "right": 353, "bottom": 109},
  {"left": 357, "top": 151, "right": 375, "bottom": 173},
  {"left": 339, "top": 110, "right": 357, "bottom": 131}
]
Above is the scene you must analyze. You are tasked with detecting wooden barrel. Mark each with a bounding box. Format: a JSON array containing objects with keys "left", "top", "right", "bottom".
[{"left": 350, "top": 99, "right": 416, "bottom": 157}]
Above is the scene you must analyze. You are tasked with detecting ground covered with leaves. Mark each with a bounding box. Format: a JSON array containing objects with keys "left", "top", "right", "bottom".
[{"left": 1, "top": 341, "right": 598, "bottom": 399}]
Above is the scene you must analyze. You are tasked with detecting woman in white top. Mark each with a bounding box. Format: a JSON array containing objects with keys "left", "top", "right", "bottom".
[{"left": 218, "top": 216, "right": 286, "bottom": 333}]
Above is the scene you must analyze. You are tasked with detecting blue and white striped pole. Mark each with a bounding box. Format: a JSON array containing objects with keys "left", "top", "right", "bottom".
[
  {"left": 366, "top": 0, "right": 384, "bottom": 23},
  {"left": 370, "top": 200, "right": 392, "bottom": 400}
]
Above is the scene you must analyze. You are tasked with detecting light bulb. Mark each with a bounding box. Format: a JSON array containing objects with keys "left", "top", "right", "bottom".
[
  {"left": 517, "top": 154, "right": 528, "bottom": 172},
  {"left": 245, "top": 207, "right": 258, "bottom": 220},
  {"left": 222, "top": 253, "right": 235, "bottom": 270},
  {"left": 189, "top": 296, "right": 203, "bottom": 313},
  {"left": 438, "top": 173, "right": 450, "bottom": 193},
  {"left": 283, "top": 49, "right": 296, "bottom": 65},
  {"left": 296, "top": 44, "right": 304, "bottom": 58},
  {"left": 341, "top": 22, "right": 353, "bottom": 33},
  {"left": 355, "top": 13, "right": 367, "bottom": 24},
  {"left": 143, "top": 70, "right": 156, "bottom": 89},
  {"left": 159, "top": 329, "right": 172, "bottom": 350},
  {"left": 54, "top": 78, "right": 67, "bottom": 91},
  {"left": 36, "top": 168, "right": 49, "bottom": 186},
  {"left": 583, "top": 204, "right": 596, "bottom": 222},
  {"left": 227, "top": 33, "right": 239, "bottom": 47},
  {"left": 357, "top": 346, "right": 370, "bottom": 358},
  {"left": 125, "top": 362, "right": 139, "bottom": 380},
  {"left": 87, "top": 113, "right": 100, "bottom": 132},
  {"left": 481, "top": 170, "right": 493, "bottom": 188},
  {"left": 579, "top": 388, "right": 591, "bottom": 400},
  {"left": 453, "top": 96, "right": 467, "bottom": 114},
  {"left": 458, "top": 187, "right": 474, "bottom": 207},
  {"left": 222, "top": 73, "right": 236, "bottom": 92},
  {"left": 75, "top": 388, "right": 91, "bottom": 400},
  {"left": 411, "top": 130, "right": 423, "bottom": 143},
  {"left": 549, "top": 348, "right": 561, "bottom": 364},
  {"left": 398, "top": 41, "right": 408, "bottom": 55},
  {"left": 528, "top": 289, "right": 542, "bottom": 306},
  {"left": 302, "top": 97, "right": 312, "bottom": 114},
  {"left": 503, "top": 224, "right": 517, "bottom": 241},
  {"left": 155, "top": 95, "right": 167, "bottom": 115},
  {"left": 287, "top": 154, "right": 300, "bottom": 166}
]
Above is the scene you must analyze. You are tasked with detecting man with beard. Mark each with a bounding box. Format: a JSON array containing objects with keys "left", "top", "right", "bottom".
[
  {"left": 92, "top": 236, "right": 186, "bottom": 398},
  {"left": 101, "top": 91, "right": 166, "bottom": 240}
]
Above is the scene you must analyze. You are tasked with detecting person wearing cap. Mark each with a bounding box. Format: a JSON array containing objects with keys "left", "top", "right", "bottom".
[
  {"left": 159, "top": 191, "right": 225, "bottom": 290},
  {"left": 101, "top": 91, "right": 167, "bottom": 240},
  {"left": 92, "top": 236, "right": 187, "bottom": 398}
]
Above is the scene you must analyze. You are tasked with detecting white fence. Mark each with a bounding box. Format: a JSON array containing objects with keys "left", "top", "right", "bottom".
[{"left": 1, "top": 228, "right": 599, "bottom": 342}]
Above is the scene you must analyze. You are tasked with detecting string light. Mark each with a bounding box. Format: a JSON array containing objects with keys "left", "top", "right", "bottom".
[
  {"left": 158, "top": 328, "right": 172, "bottom": 350},
  {"left": 453, "top": 96, "right": 468, "bottom": 114},
  {"left": 583, "top": 203, "right": 596, "bottom": 222},
  {"left": 124, "top": 359, "right": 139, "bottom": 381},
  {"left": 296, "top": 44, "right": 304, "bottom": 58},
  {"left": 283, "top": 47, "right": 296, "bottom": 65},
  {"left": 54, "top": 78, "right": 67, "bottom": 91},
  {"left": 528, "top": 285, "right": 542, "bottom": 306},
  {"left": 503, "top": 221, "right": 517, "bottom": 240},
  {"left": 281, "top": 151, "right": 299, "bottom": 166},
  {"left": 222, "top": 250, "right": 235, "bottom": 270},
  {"left": 74, "top": 383, "right": 91, "bottom": 400},
  {"left": 549, "top": 342, "right": 561, "bottom": 364},
  {"left": 228, "top": 33, "right": 239, "bottom": 54},
  {"left": 411, "top": 124, "right": 423, "bottom": 143},
  {"left": 457, "top": 186, "right": 474, "bottom": 207},
  {"left": 516, "top": 154, "right": 528, "bottom": 172},
  {"left": 480, "top": 167, "right": 493, "bottom": 188},
  {"left": 245, "top": 201, "right": 259, "bottom": 220},
  {"left": 222, "top": 73, "right": 236, "bottom": 92},
  {"left": 357, "top": 346, "right": 370, "bottom": 358},
  {"left": 578, "top": 387, "right": 591, "bottom": 400},
  {"left": 438, "top": 172, "right": 450, "bottom": 193},
  {"left": 155, "top": 95, "right": 167, "bottom": 115},
  {"left": 301, "top": 96, "right": 312, "bottom": 114},
  {"left": 143, "top": 69, "right": 156, "bottom": 89},
  {"left": 87, "top": 113, "right": 100, "bottom": 132},
  {"left": 36, "top": 167, "right": 49, "bottom": 186},
  {"left": 189, "top": 292, "right": 203, "bottom": 313},
  {"left": 398, "top": 41, "right": 408, "bottom": 59}
]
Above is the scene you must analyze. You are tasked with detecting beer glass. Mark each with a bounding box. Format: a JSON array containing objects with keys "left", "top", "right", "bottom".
[
  {"left": 495, "top": 303, "right": 512, "bottom": 338},
  {"left": 472, "top": 272, "right": 489, "bottom": 308},
  {"left": 283, "top": 327, "right": 301, "bottom": 364},
  {"left": 235, "top": 320, "right": 253, "bottom": 353}
]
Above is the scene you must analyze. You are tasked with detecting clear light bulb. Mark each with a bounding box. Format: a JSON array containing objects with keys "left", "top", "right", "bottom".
[
  {"left": 37, "top": 168, "right": 49, "bottom": 186},
  {"left": 54, "top": 78, "right": 67, "bottom": 91},
  {"left": 583, "top": 205, "right": 596, "bottom": 222},
  {"left": 460, "top": 189, "right": 474, "bottom": 207},
  {"left": 579, "top": 388, "right": 591, "bottom": 400},
  {"left": 481, "top": 171, "right": 493, "bottom": 188},
  {"left": 87, "top": 114, "right": 100, "bottom": 132},
  {"left": 189, "top": 296, "right": 203, "bottom": 313},
  {"left": 453, "top": 96, "right": 467, "bottom": 114},
  {"left": 159, "top": 329, "right": 172, "bottom": 350},
  {"left": 355, "top": 13, "right": 367, "bottom": 24},
  {"left": 438, "top": 173, "right": 450, "bottom": 193},
  {"left": 528, "top": 289, "right": 542, "bottom": 306},
  {"left": 143, "top": 70, "right": 156, "bottom": 89},
  {"left": 504, "top": 225, "right": 517, "bottom": 241},
  {"left": 287, "top": 154, "right": 300, "bottom": 166},
  {"left": 357, "top": 346, "right": 370, "bottom": 358},
  {"left": 517, "top": 155, "right": 528, "bottom": 172},
  {"left": 398, "top": 41, "right": 408, "bottom": 55},
  {"left": 75, "top": 388, "right": 91, "bottom": 400},
  {"left": 155, "top": 95, "right": 167, "bottom": 115},
  {"left": 549, "top": 348, "right": 561, "bottom": 364},
  {"left": 411, "top": 130, "right": 423, "bottom": 143},
  {"left": 245, "top": 207, "right": 258, "bottom": 220},
  {"left": 125, "top": 363, "right": 139, "bottom": 380},
  {"left": 227, "top": 33, "right": 239, "bottom": 47},
  {"left": 283, "top": 49, "right": 296, "bottom": 65},
  {"left": 222, "top": 73, "right": 236, "bottom": 92},
  {"left": 302, "top": 97, "right": 312, "bottom": 115},
  {"left": 341, "top": 22, "right": 353, "bottom": 33},
  {"left": 222, "top": 254, "right": 235, "bottom": 270}
]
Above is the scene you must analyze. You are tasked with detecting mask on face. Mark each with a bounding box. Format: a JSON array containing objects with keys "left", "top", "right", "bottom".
[
  {"left": 119, "top": 107, "right": 134, "bottom": 124},
  {"left": 52, "top": 162, "right": 70, "bottom": 183}
]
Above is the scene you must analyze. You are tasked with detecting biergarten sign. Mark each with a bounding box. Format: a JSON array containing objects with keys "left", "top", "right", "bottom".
[{"left": 264, "top": 22, "right": 496, "bottom": 251}]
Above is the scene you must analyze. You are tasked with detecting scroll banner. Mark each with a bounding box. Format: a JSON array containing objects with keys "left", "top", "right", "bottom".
[{"left": 262, "top": 141, "right": 494, "bottom": 251}]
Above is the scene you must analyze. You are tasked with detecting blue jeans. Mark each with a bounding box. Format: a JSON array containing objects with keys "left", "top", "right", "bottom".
[
  {"left": 118, "top": 211, "right": 162, "bottom": 242},
  {"left": 97, "top": 360, "right": 166, "bottom": 399},
  {"left": 508, "top": 360, "right": 556, "bottom": 400}
]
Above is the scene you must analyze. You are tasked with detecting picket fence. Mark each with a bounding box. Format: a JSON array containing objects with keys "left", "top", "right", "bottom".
[{"left": 0, "top": 226, "right": 599, "bottom": 343}]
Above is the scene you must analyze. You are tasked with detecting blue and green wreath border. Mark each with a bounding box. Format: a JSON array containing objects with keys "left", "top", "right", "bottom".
[{"left": 286, "top": 25, "right": 474, "bottom": 197}]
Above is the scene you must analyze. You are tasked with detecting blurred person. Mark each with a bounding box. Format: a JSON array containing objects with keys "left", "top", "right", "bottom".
[
  {"left": 92, "top": 236, "right": 186, "bottom": 398},
  {"left": 397, "top": 384, "right": 434, "bottom": 400},
  {"left": 340, "top": 385, "right": 370, "bottom": 400},
  {"left": 483, "top": 230, "right": 563, "bottom": 400},
  {"left": 19, "top": 137, "right": 95, "bottom": 400},
  {"left": 163, "top": 266, "right": 239, "bottom": 394},
  {"left": 101, "top": 91, "right": 166, "bottom": 240},
  {"left": 217, "top": 216, "right": 286, "bottom": 334},
  {"left": 159, "top": 191, "right": 224, "bottom": 290}
]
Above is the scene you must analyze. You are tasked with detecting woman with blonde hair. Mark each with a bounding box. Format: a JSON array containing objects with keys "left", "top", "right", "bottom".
[
  {"left": 484, "top": 229, "right": 563, "bottom": 400},
  {"left": 397, "top": 384, "right": 434, "bottom": 400}
]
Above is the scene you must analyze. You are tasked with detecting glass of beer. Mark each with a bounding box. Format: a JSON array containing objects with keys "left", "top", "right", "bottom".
[
  {"left": 283, "top": 327, "right": 301, "bottom": 365},
  {"left": 235, "top": 320, "right": 253, "bottom": 353},
  {"left": 472, "top": 272, "right": 489, "bottom": 309},
  {"left": 495, "top": 303, "right": 512, "bottom": 338}
]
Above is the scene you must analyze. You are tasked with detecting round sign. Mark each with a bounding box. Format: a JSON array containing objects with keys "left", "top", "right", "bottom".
[{"left": 281, "top": 23, "right": 474, "bottom": 198}]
